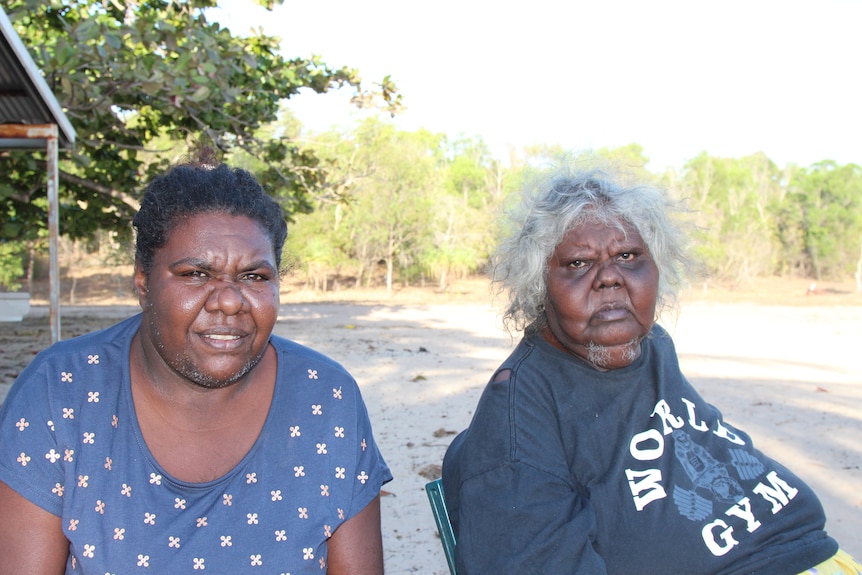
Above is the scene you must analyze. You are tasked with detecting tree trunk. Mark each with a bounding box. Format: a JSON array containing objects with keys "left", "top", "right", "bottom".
[
  {"left": 26, "top": 243, "right": 36, "bottom": 294},
  {"left": 355, "top": 244, "right": 367, "bottom": 288},
  {"left": 70, "top": 277, "right": 78, "bottom": 305},
  {"left": 810, "top": 244, "right": 822, "bottom": 282},
  {"left": 855, "top": 239, "right": 862, "bottom": 293},
  {"left": 385, "top": 233, "right": 395, "bottom": 298},
  {"left": 385, "top": 258, "right": 394, "bottom": 298}
]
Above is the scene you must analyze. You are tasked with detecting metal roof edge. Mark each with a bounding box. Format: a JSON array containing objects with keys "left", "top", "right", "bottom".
[{"left": 0, "top": 5, "right": 76, "bottom": 149}]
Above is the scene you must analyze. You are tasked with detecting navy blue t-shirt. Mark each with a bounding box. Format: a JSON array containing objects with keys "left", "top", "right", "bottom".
[{"left": 443, "top": 325, "right": 837, "bottom": 575}]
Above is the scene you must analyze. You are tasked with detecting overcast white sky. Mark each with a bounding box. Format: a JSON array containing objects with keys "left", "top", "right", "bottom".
[{"left": 211, "top": 0, "right": 861, "bottom": 171}]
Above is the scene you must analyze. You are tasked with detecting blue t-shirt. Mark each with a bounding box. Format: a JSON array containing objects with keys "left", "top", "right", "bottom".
[{"left": 0, "top": 314, "right": 391, "bottom": 574}]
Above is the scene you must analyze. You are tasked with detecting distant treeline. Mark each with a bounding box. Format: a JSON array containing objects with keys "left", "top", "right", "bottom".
[
  {"left": 3, "top": 116, "right": 859, "bottom": 295},
  {"left": 231, "top": 118, "right": 862, "bottom": 295}
]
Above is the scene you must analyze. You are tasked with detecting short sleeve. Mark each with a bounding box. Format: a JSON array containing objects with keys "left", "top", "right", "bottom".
[
  {"left": 344, "top": 384, "right": 392, "bottom": 519},
  {"left": 0, "top": 357, "right": 66, "bottom": 515}
]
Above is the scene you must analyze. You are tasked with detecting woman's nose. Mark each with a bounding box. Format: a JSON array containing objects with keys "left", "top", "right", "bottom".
[
  {"left": 592, "top": 259, "right": 623, "bottom": 290},
  {"left": 206, "top": 280, "right": 247, "bottom": 314}
]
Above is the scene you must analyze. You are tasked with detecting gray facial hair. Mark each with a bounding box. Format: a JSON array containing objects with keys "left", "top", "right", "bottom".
[{"left": 586, "top": 337, "right": 641, "bottom": 369}]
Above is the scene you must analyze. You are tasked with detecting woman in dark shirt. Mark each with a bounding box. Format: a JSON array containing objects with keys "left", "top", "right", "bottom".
[{"left": 443, "top": 165, "right": 860, "bottom": 575}]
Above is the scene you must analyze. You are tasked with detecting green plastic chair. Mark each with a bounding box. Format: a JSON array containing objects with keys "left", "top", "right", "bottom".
[{"left": 425, "top": 478, "right": 458, "bottom": 575}]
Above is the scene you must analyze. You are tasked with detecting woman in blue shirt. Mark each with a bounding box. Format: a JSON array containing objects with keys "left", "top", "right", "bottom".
[{"left": 0, "top": 151, "right": 391, "bottom": 574}]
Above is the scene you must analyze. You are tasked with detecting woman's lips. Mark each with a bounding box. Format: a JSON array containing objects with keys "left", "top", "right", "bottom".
[
  {"left": 594, "top": 306, "right": 629, "bottom": 322},
  {"left": 199, "top": 330, "right": 246, "bottom": 349},
  {"left": 204, "top": 334, "right": 241, "bottom": 341}
]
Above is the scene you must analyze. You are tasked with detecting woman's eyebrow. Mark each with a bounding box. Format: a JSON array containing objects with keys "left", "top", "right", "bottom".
[
  {"left": 168, "top": 257, "right": 211, "bottom": 270},
  {"left": 166, "top": 258, "right": 277, "bottom": 273},
  {"left": 242, "top": 260, "right": 279, "bottom": 274}
]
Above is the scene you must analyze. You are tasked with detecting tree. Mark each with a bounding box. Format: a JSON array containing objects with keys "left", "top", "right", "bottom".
[
  {"left": 281, "top": 121, "right": 505, "bottom": 294},
  {"left": 595, "top": 143, "right": 653, "bottom": 174},
  {"left": 342, "top": 120, "right": 442, "bottom": 296},
  {"left": 784, "top": 161, "right": 862, "bottom": 281},
  {"left": 426, "top": 137, "right": 503, "bottom": 290},
  {"left": 0, "top": 0, "right": 400, "bottom": 252},
  {"left": 677, "top": 152, "right": 784, "bottom": 283}
]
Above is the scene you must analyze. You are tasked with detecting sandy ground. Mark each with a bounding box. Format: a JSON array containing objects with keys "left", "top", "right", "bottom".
[{"left": 1, "top": 291, "right": 860, "bottom": 570}]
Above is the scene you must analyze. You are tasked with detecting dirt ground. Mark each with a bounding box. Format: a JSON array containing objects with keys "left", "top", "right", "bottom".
[{"left": 1, "top": 275, "right": 860, "bottom": 570}]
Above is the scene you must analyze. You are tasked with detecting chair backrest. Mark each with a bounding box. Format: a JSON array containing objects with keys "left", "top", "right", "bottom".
[{"left": 425, "top": 478, "right": 458, "bottom": 575}]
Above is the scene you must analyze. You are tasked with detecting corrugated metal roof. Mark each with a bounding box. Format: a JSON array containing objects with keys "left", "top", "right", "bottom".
[{"left": 0, "top": 5, "right": 75, "bottom": 149}]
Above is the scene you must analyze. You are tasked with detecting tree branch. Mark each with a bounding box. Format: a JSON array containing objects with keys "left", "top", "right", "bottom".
[
  {"left": 63, "top": 173, "right": 140, "bottom": 211},
  {"left": 32, "top": 160, "right": 141, "bottom": 211}
]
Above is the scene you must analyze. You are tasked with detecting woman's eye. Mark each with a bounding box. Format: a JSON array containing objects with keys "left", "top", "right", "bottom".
[
  {"left": 567, "top": 260, "right": 586, "bottom": 269},
  {"left": 619, "top": 252, "right": 636, "bottom": 262},
  {"left": 243, "top": 273, "right": 270, "bottom": 282}
]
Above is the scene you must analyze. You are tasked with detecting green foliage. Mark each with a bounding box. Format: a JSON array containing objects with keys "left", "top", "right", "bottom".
[
  {"left": 277, "top": 138, "right": 862, "bottom": 289},
  {"left": 283, "top": 205, "right": 350, "bottom": 289},
  {"left": 677, "top": 152, "right": 785, "bottom": 283},
  {"left": 283, "top": 120, "right": 504, "bottom": 293},
  {"left": 0, "top": 242, "right": 25, "bottom": 291},
  {"left": 0, "top": 0, "right": 401, "bottom": 243},
  {"left": 595, "top": 143, "right": 653, "bottom": 174},
  {"left": 783, "top": 161, "right": 862, "bottom": 280},
  {"left": 342, "top": 120, "right": 441, "bottom": 292}
]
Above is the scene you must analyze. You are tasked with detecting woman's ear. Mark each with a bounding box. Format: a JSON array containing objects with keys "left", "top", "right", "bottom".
[{"left": 133, "top": 263, "right": 148, "bottom": 304}]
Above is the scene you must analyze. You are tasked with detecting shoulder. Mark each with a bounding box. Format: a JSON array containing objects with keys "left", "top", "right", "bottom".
[
  {"left": 270, "top": 335, "right": 352, "bottom": 378},
  {"left": 444, "top": 336, "right": 572, "bottom": 480},
  {"left": 470, "top": 333, "right": 580, "bottom": 428},
  {"left": 268, "top": 336, "right": 367, "bottom": 424},
  {"left": 642, "top": 323, "right": 683, "bottom": 370},
  {"left": 29, "top": 314, "right": 140, "bottom": 364},
  {"left": 3, "top": 314, "right": 139, "bottom": 406},
  {"left": 646, "top": 323, "right": 674, "bottom": 349}
]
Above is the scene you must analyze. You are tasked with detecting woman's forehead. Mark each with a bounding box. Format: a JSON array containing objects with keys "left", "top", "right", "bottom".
[{"left": 562, "top": 217, "right": 642, "bottom": 244}]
